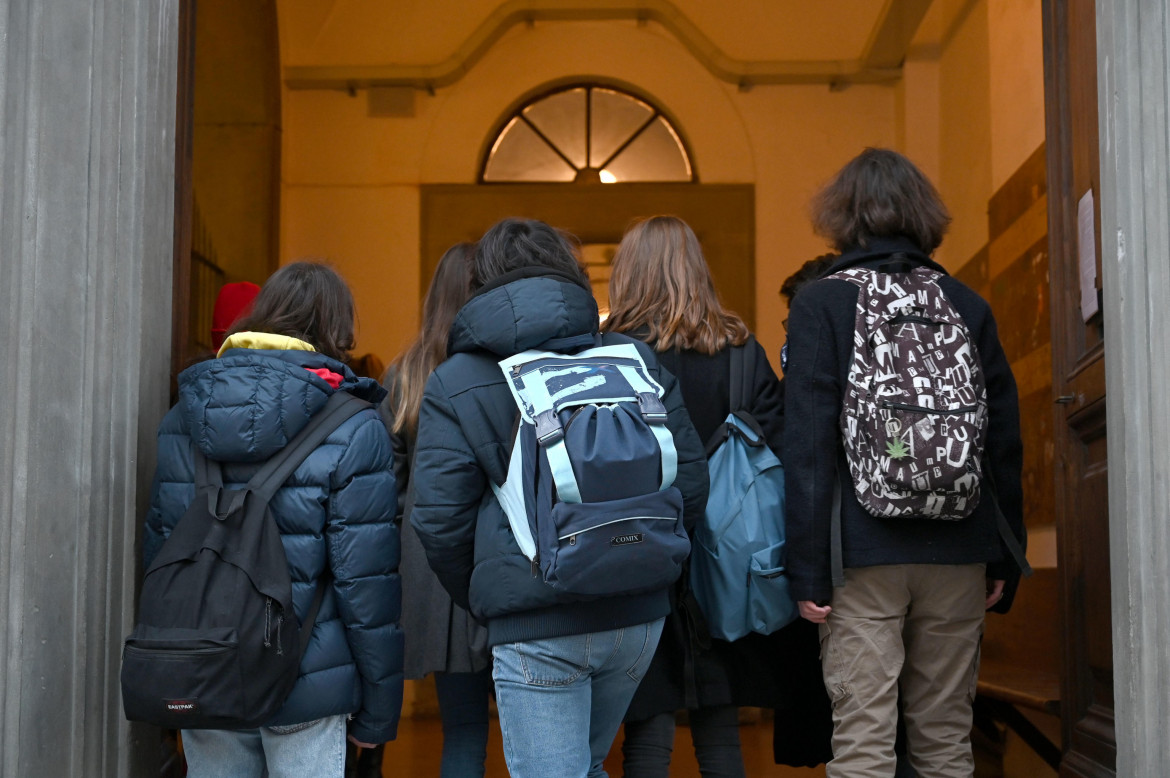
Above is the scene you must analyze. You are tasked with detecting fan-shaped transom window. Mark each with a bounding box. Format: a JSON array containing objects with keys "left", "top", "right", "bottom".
[{"left": 481, "top": 85, "right": 695, "bottom": 183}]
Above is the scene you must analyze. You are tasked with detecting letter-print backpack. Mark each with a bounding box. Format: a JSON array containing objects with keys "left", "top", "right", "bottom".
[
  {"left": 493, "top": 341, "right": 690, "bottom": 597},
  {"left": 828, "top": 263, "right": 987, "bottom": 519}
]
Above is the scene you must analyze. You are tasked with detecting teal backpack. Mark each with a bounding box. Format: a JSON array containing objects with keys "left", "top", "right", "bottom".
[{"left": 689, "top": 339, "right": 797, "bottom": 641}]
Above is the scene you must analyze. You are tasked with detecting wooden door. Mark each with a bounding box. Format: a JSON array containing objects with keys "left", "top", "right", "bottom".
[
  {"left": 420, "top": 184, "right": 756, "bottom": 329},
  {"left": 1042, "top": 1, "right": 1114, "bottom": 775}
]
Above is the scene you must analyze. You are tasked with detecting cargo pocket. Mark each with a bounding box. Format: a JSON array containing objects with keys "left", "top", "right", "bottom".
[
  {"left": 121, "top": 627, "right": 242, "bottom": 728},
  {"left": 747, "top": 542, "right": 798, "bottom": 634},
  {"left": 818, "top": 622, "right": 851, "bottom": 705},
  {"left": 967, "top": 625, "right": 985, "bottom": 704}
]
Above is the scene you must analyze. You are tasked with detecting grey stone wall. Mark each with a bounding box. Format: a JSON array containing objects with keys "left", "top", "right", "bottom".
[
  {"left": 0, "top": 0, "right": 179, "bottom": 775},
  {"left": 1097, "top": 0, "right": 1170, "bottom": 774}
]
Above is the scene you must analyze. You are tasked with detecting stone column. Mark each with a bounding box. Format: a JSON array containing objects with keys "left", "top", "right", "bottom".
[
  {"left": 0, "top": 0, "right": 179, "bottom": 775},
  {"left": 1096, "top": 0, "right": 1170, "bottom": 774}
]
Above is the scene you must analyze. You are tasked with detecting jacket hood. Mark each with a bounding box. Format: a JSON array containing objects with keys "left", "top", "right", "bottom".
[
  {"left": 447, "top": 269, "right": 600, "bottom": 358},
  {"left": 177, "top": 334, "right": 386, "bottom": 463}
]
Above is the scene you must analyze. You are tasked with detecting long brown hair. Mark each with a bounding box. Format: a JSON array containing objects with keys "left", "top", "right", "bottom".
[
  {"left": 810, "top": 147, "right": 951, "bottom": 254},
  {"left": 387, "top": 243, "right": 476, "bottom": 436},
  {"left": 603, "top": 216, "right": 748, "bottom": 355},
  {"left": 230, "top": 261, "right": 356, "bottom": 362}
]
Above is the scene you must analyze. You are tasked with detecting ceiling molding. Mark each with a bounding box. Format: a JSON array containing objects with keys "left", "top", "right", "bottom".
[
  {"left": 862, "top": 0, "right": 935, "bottom": 69},
  {"left": 283, "top": 0, "right": 906, "bottom": 92}
]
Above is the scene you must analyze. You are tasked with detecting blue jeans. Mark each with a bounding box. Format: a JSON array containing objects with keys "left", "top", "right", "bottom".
[
  {"left": 182, "top": 715, "right": 346, "bottom": 778},
  {"left": 492, "top": 618, "right": 665, "bottom": 778},
  {"left": 434, "top": 668, "right": 493, "bottom": 778}
]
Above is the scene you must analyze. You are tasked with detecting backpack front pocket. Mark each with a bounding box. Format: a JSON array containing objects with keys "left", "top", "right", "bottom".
[
  {"left": 121, "top": 627, "right": 244, "bottom": 728},
  {"left": 543, "top": 488, "right": 689, "bottom": 596},
  {"left": 747, "top": 543, "right": 798, "bottom": 635}
]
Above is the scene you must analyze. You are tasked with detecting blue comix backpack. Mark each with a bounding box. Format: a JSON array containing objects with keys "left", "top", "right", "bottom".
[
  {"left": 493, "top": 341, "right": 691, "bottom": 596},
  {"left": 689, "top": 339, "right": 797, "bottom": 641}
]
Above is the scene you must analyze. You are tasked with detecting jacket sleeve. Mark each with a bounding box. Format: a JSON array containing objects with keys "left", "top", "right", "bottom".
[
  {"left": 977, "top": 308, "right": 1027, "bottom": 613},
  {"left": 783, "top": 288, "right": 842, "bottom": 605},
  {"left": 655, "top": 358, "right": 709, "bottom": 532},
  {"left": 410, "top": 371, "right": 485, "bottom": 611},
  {"left": 143, "top": 406, "right": 193, "bottom": 570},
  {"left": 325, "top": 410, "right": 403, "bottom": 744}
]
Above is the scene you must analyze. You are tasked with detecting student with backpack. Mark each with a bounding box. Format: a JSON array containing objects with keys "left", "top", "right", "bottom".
[
  {"left": 378, "top": 242, "right": 493, "bottom": 778},
  {"left": 603, "top": 215, "right": 820, "bottom": 777},
  {"left": 133, "top": 262, "right": 403, "bottom": 777},
  {"left": 409, "top": 218, "right": 709, "bottom": 778},
  {"left": 784, "top": 148, "right": 1028, "bottom": 777}
]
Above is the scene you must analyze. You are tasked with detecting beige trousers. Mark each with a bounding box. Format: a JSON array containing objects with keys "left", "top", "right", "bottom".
[{"left": 819, "top": 564, "right": 986, "bottom": 778}]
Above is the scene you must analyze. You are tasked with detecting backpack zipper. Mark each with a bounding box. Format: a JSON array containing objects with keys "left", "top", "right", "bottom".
[{"left": 880, "top": 400, "right": 979, "bottom": 415}]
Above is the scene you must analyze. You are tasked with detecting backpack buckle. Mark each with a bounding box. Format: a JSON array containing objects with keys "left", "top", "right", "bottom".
[
  {"left": 636, "top": 392, "right": 668, "bottom": 424},
  {"left": 534, "top": 409, "right": 564, "bottom": 446}
]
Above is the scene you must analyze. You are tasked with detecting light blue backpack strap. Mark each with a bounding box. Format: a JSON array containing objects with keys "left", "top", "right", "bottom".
[
  {"left": 616, "top": 364, "right": 678, "bottom": 490},
  {"left": 521, "top": 363, "right": 584, "bottom": 504}
]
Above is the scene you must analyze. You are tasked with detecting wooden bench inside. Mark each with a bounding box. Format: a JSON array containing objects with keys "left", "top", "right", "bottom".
[{"left": 974, "top": 566, "right": 1061, "bottom": 768}]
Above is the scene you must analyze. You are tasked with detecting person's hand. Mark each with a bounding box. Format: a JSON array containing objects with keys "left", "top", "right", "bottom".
[
  {"left": 799, "top": 600, "right": 832, "bottom": 623},
  {"left": 985, "top": 579, "right": 1006, "bottom": 610},
  {"left": 348, "top": 734, "right": 378, "bottom": 749}
]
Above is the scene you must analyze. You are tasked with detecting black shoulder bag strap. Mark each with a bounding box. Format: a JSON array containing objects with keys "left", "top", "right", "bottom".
[
  {"left": 830, "top": 467, "right": 845, "bottom": 589},
  {"left": 210, "top": 390, "right": 373, "bottom": 658},
  {"left": 983, "top": 468, "right": 1033, "bottom": 578}
]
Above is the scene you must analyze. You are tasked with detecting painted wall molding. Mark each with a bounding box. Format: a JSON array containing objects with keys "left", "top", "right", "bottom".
[{"left": 284, "top": 0, "right": 926, "bottom": 92}]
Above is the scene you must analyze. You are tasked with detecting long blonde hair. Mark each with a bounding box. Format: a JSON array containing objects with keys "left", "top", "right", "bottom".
[
  {"left": 603, "top": 216, "right": 748, "bottom": 354},
  {"left": 387, "top": 243, "right": 476, "bottom": 437}
]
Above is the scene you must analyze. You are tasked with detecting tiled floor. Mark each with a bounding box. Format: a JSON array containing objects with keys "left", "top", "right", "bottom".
[{"left": 378, "top": 714, "right": 827, "bottom": 777}]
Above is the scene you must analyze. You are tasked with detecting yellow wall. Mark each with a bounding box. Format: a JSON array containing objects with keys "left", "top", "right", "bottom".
[
  {"left": 903, "top": 0, "right": 1046, "bottom": 271},
  {"left": 274, "top": 1, "right": 1046, "bottom": 364},
  {"left": 277, "top": 13, "right": 897, "bottom": 363}
]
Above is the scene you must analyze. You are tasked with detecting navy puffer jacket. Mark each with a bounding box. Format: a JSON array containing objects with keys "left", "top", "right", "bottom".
[
  {"left": 143, "top": 335, "right": 403, "bottom": 743},
  {"left": 410, "top": 269, "right": 709, "bottom": 647}
]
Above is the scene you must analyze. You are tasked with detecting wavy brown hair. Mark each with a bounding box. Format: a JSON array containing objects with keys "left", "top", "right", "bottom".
[
  {"left": 387, "top": 243, "right": 476, "bottom": 437},
  {"left": 811, "top": 147, "right": 951, "bottom": 254},
  {"left": 229, "top": 261, "right": 356, "bottom": 362},
  {"left": 603, "top": 216, "right": 748, "bottom": 355}
]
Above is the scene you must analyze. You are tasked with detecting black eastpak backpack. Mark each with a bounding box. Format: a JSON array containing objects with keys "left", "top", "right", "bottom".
[{"left": 121, "top": 391, "right": 370, "bottom": 729}]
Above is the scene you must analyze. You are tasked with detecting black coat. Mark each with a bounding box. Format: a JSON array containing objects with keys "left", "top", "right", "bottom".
[
  {"left": 783, "top": 236, "right": 1027, "bottom": 611},
  {"left": 624, "top": 336, "right": 822, "bottom": 720},
  {"left": 410, "top": 269, "right": 710, "bottom": 647}
]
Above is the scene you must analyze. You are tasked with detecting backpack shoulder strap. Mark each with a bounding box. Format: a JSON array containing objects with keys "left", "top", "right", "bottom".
[
  {"left": 249, "top": 391, "right": 373, "bottom": 501},
  {"left": 730, "top": 335, "right": 759, "bottom": 412}
]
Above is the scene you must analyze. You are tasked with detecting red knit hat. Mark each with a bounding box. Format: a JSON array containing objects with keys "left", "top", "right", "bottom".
[{"left": 211, "top": 281, "right": 261, "bottom": 350}]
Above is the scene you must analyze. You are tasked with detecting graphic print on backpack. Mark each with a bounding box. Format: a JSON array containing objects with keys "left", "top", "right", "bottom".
[
  {"left": 492, "top": 343, "right": 690, "bottom": 596},
  {"left": 121, "top": 391, "right": 366, "bottom": 729},
  {"left": 829, "top": 266, "right": 988, "bottom": 519}
]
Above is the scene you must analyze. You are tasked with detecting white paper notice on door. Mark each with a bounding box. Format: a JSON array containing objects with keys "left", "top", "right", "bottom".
[{"left": 1077, "top": 189, "right": 1099, "bottom": 322}]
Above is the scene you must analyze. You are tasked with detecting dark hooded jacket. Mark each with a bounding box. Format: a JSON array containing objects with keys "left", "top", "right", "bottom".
[
  {"left": 410, "top": 269, "right": 709, "bottom": 647},
  {"left": 783, "top": 236, "right": 1026, "bottom": 612},
  {"left": 143, "top": 335, "right": 404, "bottom": 743}
]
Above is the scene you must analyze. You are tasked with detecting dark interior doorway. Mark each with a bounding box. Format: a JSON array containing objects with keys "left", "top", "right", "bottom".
[{"left": 420, "top": 183, "right": 756, "bottom": 329}]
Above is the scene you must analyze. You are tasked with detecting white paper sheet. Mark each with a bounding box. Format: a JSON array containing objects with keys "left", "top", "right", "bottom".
[{"left": 1077, "top": 189, "right": 1099, "bottom": 322}]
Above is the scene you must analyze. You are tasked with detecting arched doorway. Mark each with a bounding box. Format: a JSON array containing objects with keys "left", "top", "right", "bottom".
[{"left": 423, "top": 80, "right": 755, "bottom": 329}]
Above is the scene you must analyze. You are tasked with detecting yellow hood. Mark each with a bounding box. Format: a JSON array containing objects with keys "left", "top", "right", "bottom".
[{"left": 216, "top": 331, "right": 317, "bottom": 358}]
